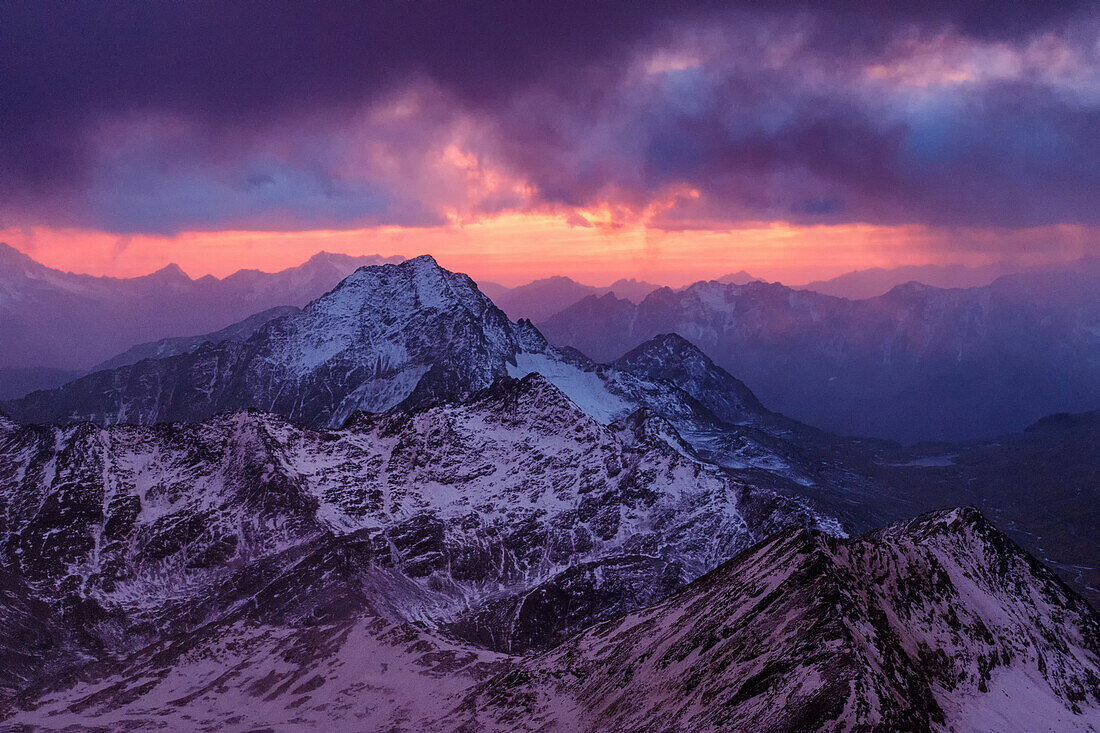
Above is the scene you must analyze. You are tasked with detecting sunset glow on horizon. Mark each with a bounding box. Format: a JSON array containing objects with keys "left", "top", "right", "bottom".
[{"left": 5, "top": 219, "right": 1096, "bottom": 288}]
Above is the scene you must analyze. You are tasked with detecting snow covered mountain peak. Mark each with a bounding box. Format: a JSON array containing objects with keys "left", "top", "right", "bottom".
[
  {"left": 324, "top": 253, "right": 497, "bottom": 319},
  {"left": 313, "top": 257, "right": 511, "bottom": 352}
]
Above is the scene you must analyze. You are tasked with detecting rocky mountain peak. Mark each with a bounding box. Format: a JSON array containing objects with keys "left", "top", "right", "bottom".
[
  {"left": 613, "top": 333, "right": 769, "bottom": 426},
  {"left": 875, "top": 504, "right": 987, "bottom": 538},
  {"left": 717, "top": 269, "right": 760, "bottom": 285},
  {"left": 882, "top": 279, "right": 941, "bottom": 299},
  {"left": 304, "top": 250, "right": 358, "bottom": 267},
  {"left": 330, "top": 254, "right": 483, "bottom": 309}
]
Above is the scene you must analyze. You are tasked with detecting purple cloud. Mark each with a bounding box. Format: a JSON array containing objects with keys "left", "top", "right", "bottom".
[{"left": 0, "top": 1, "right": 1097, "bottom": 236}]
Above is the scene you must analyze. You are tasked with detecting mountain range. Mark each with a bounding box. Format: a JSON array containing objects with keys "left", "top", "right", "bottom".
[
  {"left": 3, "top": 255, "right": 1098, "bottom": 601},
  {"left": 11, "top": 253, "right": 1098, "bottom": 443},
  {"left": 0, "top": 254, "right": 1098, "bottom": 730},
  {"left": 792, "top": 261, "right": 1063, "bottom": 300},
  {"left": 539, "top": 259, "right": 1100, "bottom": 442},
  {"left": 4, "top": 243, "right": 1090, "bottom": 436},
  {"left": 475, "top": 260, "right": 1064, "bottom": 323},
  {"left": 0, "top": 243, "right": 402, "bottom": 397}
]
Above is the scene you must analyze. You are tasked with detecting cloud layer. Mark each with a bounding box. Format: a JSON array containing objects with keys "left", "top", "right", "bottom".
[{"left": 1, "top": 1, "right": 1097, "bottom": 241}]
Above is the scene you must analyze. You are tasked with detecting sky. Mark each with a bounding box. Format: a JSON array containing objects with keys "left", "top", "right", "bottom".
[{"left": 1, "top": 1, "right": 1098, "bottom": 286}]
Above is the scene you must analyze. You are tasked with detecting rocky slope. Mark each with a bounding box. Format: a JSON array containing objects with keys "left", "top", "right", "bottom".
[
  {"left": 538, "top": 262, "right": 1100, "bottom": 442},
  {"left": 449, "top": 507, "right": 1100, "bottom": 732},
  {"left": 0, "top": 375, "right": 822, "bottom": 715},
  {"left": 3, "top": 528, "right": 512, "bottom": 731},
  {"left": 5, "top": 431, "right": 1097, "bottom": 733}
]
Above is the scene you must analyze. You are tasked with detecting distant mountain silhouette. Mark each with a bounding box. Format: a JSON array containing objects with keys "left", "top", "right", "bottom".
[
  {"left": 0, "top": 243, "right": 402, "bottom": 379},
  {"left": 477, "top": 275, "right": 660, "bottom": 321},
  {"left": 539, "top": 260, "right": 1100, "bottom": 442},
  {"left": 794, "top": 261, "right": 1046, "bottom": 299}
]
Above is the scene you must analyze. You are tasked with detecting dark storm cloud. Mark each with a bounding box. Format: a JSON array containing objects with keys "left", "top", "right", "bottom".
[
  {"left": 489, "top": 65, "right": 1100, "bottom": 228},
  {"left": 1, "top": 0, "right": 1097, "bottom": 232},
  {"left": 2, "top": 0, "right": 709, "bottom": 185}
]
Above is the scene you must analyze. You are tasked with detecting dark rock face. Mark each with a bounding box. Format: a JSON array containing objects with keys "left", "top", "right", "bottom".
[
  {"left": 0, "top": 415, "right": 324, "bottom": 614},
  {"left": 538, "top": 266, "right": 1100, "bottom": 442},
  {"left": 448, "top": 508, "right": 1100, "bottom": 732},
  {"left": 0, "top": 568, "right": 97, "bottom": 701}
]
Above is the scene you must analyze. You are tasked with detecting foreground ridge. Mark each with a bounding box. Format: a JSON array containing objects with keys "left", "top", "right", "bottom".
[
  {"left": 2, "top": 483, "right": 1097, "bottom": 731},
  {"left": 447, "top": 507, "right": 1100, "bottom": 732}
]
